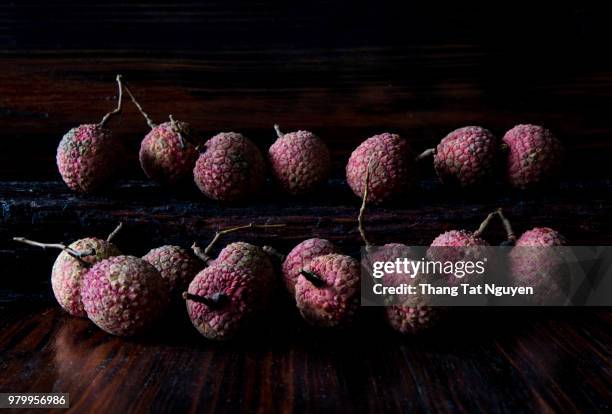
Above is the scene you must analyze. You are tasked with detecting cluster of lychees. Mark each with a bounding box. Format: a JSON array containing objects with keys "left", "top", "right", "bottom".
[{"left": 56, "top": 76, "right": 563, "bottom": 202}]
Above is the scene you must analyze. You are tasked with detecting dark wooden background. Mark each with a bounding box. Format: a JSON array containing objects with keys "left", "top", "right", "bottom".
[{"left": 1, "top": 2, "right": 611, "bottom": 413}]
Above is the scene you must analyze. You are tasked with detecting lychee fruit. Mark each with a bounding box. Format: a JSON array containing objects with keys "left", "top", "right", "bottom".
[
  {"left": 13, "top": 224, "right": 123, "bottom": 317},
  {"left": 183, "top": 263, "right": 260, "bottom": 340},
  {"left": 268, "top": 124, "right": 331, "bottom": 195},
  {"left": 421, "top": 126, "right": 497, "bottom": 186},
  {"left": 385, "top": 305, "right": 442, "bottom": 335},
  {"left": 295, "top": 253, "right": 360, "bottom": 327},
  {"left": 346, "top": 133, "right": 416, "bottom": 204},
  {"left": 502, "top": 124, "right": 563, "bottom": 189},
  {"left": 193, "top": 132, "right": 266, "bottom": 202},
  {"left": 281, "top": 238, "right": 338, "bottom": 296},
  {"left": 142, "top": 245, "right": 203, "bottom": 296},
  {"left": 56, "top": 75, "right": 125, "bottom": 193},
  {"left": 81, "top": 255, "right": 168, "bottom": 336}
]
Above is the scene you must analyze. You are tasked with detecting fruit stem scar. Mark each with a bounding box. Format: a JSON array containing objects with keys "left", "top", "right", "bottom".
[
  {"left": 98, "top": 74, "right": 124, "bottom": 128},
  {"left": 496, "top": 208, "right": 517, "bottom": 242},
  {"left": 182, "top": 291, "right": 228, "bottom": 308},
  {"left": 416, "top": 148, "right": 436, "bottom": 161},
  {"left": 106, "top": 222, "right": 124, "bottom": 242},
  {"left": 299, "top": 270, "right": 325, "bottom": 287},
  {"left": 473, "top": 211, "right": 497, "bottom": 237},
  {"left": 358, "top": 156, "right": 374, "bottom": 247},
  {"left": 273, "top": 124, "right": 284, "bottom": 139},
  {"left": 13, "top": 237, "right": 95, "bottom": 266},
  {"left": 121, "top": 78, "right": 157, "bottom": 129}
]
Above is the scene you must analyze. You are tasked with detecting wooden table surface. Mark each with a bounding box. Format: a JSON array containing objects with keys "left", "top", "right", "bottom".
[{"left": 1, "top": 3, "right": 611, "bottom": 413}]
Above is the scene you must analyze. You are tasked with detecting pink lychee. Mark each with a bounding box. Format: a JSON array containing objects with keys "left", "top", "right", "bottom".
[
  {"left": 193, "top": 132, "right": 266, "bottom": 202},
  {"left": 433, "top": 126, "right": 497, "bottom": 186},
  {"left": 295, "top": 253, "right": 360, "bottom": 327},
  {"left": 142, "top": 245, "right": 203, "bottom": 295},
  {"left": 183, "top": 263, "right": 260, "bottom": 340},
  {"left": 81, "top": 255, "right": 168, "bottom": 336},
  {"left": 346, "top": 133, "right": 416, "bottom": 204},
  {"left": 139, "top": 121, "right": 199, "bottom": 185},
  {"left": 281, "top": 238, "right": 338, "bottom": 296},
  {"left": 268, "top": 125, "right": 331, "bottom": 195},
  {"left": 385, "top": 305, "right": 442, "bottom": 335},
  {"left": 503, "top": 124, "right": 563, "bottom": 189}
]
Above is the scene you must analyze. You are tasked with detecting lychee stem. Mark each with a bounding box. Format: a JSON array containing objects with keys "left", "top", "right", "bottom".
[
  {"left": 106, "top": 222, "right": 124, "bottom": 242},
  {"left": 473, "top": 211, "right": 498, "bottom": 237},
  {"left": 191, "top": 242, "right": 215, "bottom": 265},
  {"left": 203, "top": 223, "right": 286, "bottom": 258},
  {"left": 169, "top": 114, "right": 186, "bottom": 149},
  {"left": 262, "top": 245, "right": 286, "bottom": 261},
  {"left": 182, "top": 291, "right": 228, "bottom": 308},
  {"left": 12, "top": 237, "right": 95, "bottom": 266},
  {"left": 122, "top": 79, "right": 157, "bottom": 129},
  {"left": 358, "top": 156, "right": 374, "bottom": 247},
  {"left": 273, "top": 124, "right": 284, "bottom": 139},
  {"left": 299, "top": 270, "right": 325, "bottom": 287},
  {"left": 416, "top": 148, "right": 436, "bottom": 161},
  {"left": 98, "top": 74, "right": 124, "bottom": 128},
  {"left": 496, "top": 208, "right": 517, "bottom": 242}
]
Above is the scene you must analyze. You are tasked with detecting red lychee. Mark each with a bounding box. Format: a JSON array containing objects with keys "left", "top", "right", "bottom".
[
  {"left": 193, "top": 132, "right": 266, "bottom": 202},
  {"left": 268, "top": 124, "right": 331, "bottom": 195},
  {"left": 56, "top": 76, "right": 124, "bottom": 193},
  {"left": 81, "top": 255, "right": 168, "bottom": 336},
  {"left": 281, "top": 238, "right": 338, "bottom": 296},
  {"left": 385, "top": 305, "right": 442, "bottom": 335},
  {"left": 295, "top": 253, "right": 360, "bottom": 327},
  {"left": 502, "top": 124, "right": 563, "bottom": 189},
  {"left": 183, "top": 263, "right": 260, "bottom": 340},
  {"left": 142, "top": 245, "right": 203, "bottom": 295},
  {"left": 346, "top": 133, "right": 415, "bottom": 204},
  {"left": 431, "top": 126, "right": 497, "bottom": 186},
  {"left": 139, "top": 120, "right": 199, "bottom": 185}
]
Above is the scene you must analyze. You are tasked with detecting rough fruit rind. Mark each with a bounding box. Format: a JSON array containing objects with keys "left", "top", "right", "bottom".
[
  {"left": 346, "top": 133, "right": 415, "bottom": 204},
  {"left": 282, "top": 238, "right": 337, "bottom": 296},
  {"left": 385, "top": 305, "right": 441, "bottom": 335},
  {"left": 139, "top": 121, "right": 199, "bottom": 185},
  {"left": 503, "top": 124, "right": 563, "bottom": 189},
  {"left": 142, "top": 245, "right": 203, "bottom": 294},
  {"left": 193, "top": 132, "right": 266, "bottom": 202},
  {"left": 56, "top": 124, "right": 122, "bottom": 193},
  {"left": 268, "top": 130, "right": 331, "bottom": 195},
  {"left": 81, "top": 255, "right": 168, "bottom": 336},
  {"left": 51, "top": 237, "right": 121, "bottom": 317},
  {"left": 185, "top": 263, "right": 260, "bottom": 340},
  {"left": 433, "top": 126, "right": 497, "bottom": 186},
  {"left": 295, "top": 253, "right": 360, "bottom": 327}
]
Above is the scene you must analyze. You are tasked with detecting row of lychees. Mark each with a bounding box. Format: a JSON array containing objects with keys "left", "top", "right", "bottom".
[
  {"left": 56, "top": 75, "right": 563, "bottom": 201},
  {"left": 14, "top": 207, "right": 566, "bottom": 340}
]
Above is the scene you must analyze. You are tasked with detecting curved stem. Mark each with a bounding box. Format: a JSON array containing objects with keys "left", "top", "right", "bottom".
[
  {"left": 358, "top": 156, "right": 374, "bottom": 247},
  {"left": 122, "top": 79, "right": 157, "bottom": 129},
  {"left": 98, "top": 74, "right": 124, "bottom": 128},
  {"left": 416, "top": 148, "right": 435, "bottom": 161},
  {"left": 106, "top": 222, "right": 124, "bottom": 242},
  {"left": 13, "top": 237, "right": 95, "bottom": 266},
  {"left": 182, "top": 291, "right": 228, "bottom": 308},
  {"left": 191, "top": 242, "right": 215, "bottom": 265},
  {"left": 169, "top": 114, "right": 186, "bottom": 149},
  {"left": 273, "top": 124, "right": 284, "bottom": 139},
  {"left": 299, "top": 270, "right": 325, "bottom": 287},
  {"left": 473, "top": 211, "right": 497, "bottom": 237},
  {"left": 496, "top": 208, "right": 517, "bottom": 242},
  {"left": 202, "top": 223, "right": 286, "bottom": 258}
]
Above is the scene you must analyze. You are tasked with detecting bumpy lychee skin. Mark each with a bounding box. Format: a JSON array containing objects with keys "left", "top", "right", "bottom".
[
  {"left": 193, "top": 132, "right": 266, "bottom": 202},
  {"left": 268, "top": 130, "right": 331, "bottom": 195},
  {"left": 51, "top": 238, "right": 121, "bottom": 317},
  {"left": 385, "top": 306, "right": 441, "bottom": 335},
  {"left": 282, "top": 238, "right": 338, "bottom": 296},
  {"left": 56, "top": 124, "right": 122, "bottom": 193},
  {"left": 139, "top": 121, "right": 199, "bottom": 185},
  {"left": 503, "top": 124, "right": 563, "bottom": 189},
  {"left": 515, "top": 227, "right": 566, "bottom": 247},
  {"left": 142, "top": 245, "right": 203, "bottom": 295},
  {"left": 433, "top": 126, "right": 497, "bottom": 186},
  {"left": 346, "top": 133, "right": 415, "bottom": 204},
  {"left": 295, "top": 253, "right": 360, "bottom": 327},
  {"left": 430, "top": 230, "right": 488, "bottom": 247},
  {"left": 184, "top": 264, "right": 260, "bottom": 340},
  {"left": 81, "top": 256, "right": 168, "bottom": 336}
]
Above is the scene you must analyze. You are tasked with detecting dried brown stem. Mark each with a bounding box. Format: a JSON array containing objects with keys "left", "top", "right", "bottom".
[
  {"left": 496, "top": 208, "right": 517, "bottom": 242},
  {"left": 122, "top": 79, "right": 157, "bottom": 129},
  {"left": 473, "top": 211, "right": 498, "bottom": 237},
  {"left": 13, "top": 237, "right": 95, "bottom": 266},
  {"left": 273, "top": 124, "right": 284, "bottom": 139},
  {"left": 299, "top": 270, "right": 325, "bottom": 287},
  {"left": 98, "top": 74, "right": 124, "bottom": 128},
  {"left": 203, "top": 223, "right": 286, "bottom": 258},
  {"left": 182, "top": 292, "right": 228, "bottom": 308},
  {"left": 358, "top": 156, "right": 374, "bottom": 247},
  {"left": 416, "top": 148, "right": 436, "bottom": 161},
  {"left": 106, "top": 222, "right": 123, "bottom": 242}
]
